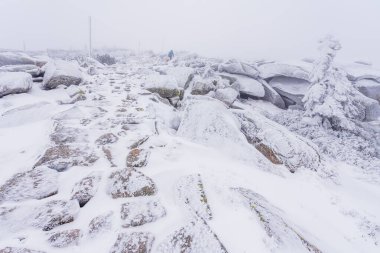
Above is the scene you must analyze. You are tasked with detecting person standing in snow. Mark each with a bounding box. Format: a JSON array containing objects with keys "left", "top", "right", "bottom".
[{"left": 168, "top": 50, "right": 174, "bottom": 60}]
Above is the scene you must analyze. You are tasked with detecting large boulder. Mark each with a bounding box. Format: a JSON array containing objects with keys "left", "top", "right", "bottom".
[
  {"left": 0, "top": 167, "right": 58, "bottom": 203},
  {"left": 144, "top": 74, "right": 181, "bottom": 98},
  {"left": 269, "top": 76, "right": 310, "bottom": 109},
  {"left": 0, "top": 64, "right": 42, "bottom": 77},
  {"left": 164, "top": 67, "right": 194, "bottom": 88},
  {"left": 0, "top": 72, "right": 33, "bottom": 98},
  {"left": 258, "top": 61, "right": 311, "bottom": 81},
  {"left": 343, "top": 63, "right": 380, "bottom": 82},
  {"left": 234, "top": 111, "right": 321, "bottom": 172},
  {"left": 191, "top": 80, "right": 216, "bottom": 95},
  {"left": 47, "top": 229, "right": 82, "bottom": 248},
  {"left": 218, "top": 59, "right": 259, "bottom": 78},
  {"left": 42, "top": 60, "right": 83, "bottom": 89},
  {"left": 221, "top": 73, "right": 265, "bottom": 98},
  {"left": 0, "top": 52, "right": 40, "bottom": 67},
  {"left": 259, "top": 80, "right": 286, "bottom": 109},
  {"left": 214, "top": 87, "right": 239, "bottom": 106},
  {"left": 355, "top": 79, "right": 380, "bottom": 102}
]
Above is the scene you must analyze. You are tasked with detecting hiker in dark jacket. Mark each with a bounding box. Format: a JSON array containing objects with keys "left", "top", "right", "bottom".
[{"left": 168, "top": 50, "right": 174, "bottom": 60}]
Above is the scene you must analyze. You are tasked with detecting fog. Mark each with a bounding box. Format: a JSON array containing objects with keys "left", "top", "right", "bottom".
[{"left": 1, "top": 0, "right": 379, "bottom": 63}]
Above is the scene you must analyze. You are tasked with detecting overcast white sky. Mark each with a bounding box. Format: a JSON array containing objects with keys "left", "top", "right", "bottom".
[{"left": 0, "top": 0, "right": 379, "bottom": 63}]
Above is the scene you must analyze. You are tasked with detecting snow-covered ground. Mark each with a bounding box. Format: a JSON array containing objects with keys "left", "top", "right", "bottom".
[{"left": 0, "top": 52, "right": 379, "bottom": 253}]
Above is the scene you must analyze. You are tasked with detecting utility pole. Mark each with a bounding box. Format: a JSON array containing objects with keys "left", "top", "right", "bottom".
[{"left": 89, "top": 16, "right": 92, "bottom": 58}]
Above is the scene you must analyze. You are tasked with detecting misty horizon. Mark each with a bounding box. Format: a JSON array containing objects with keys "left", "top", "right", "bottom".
[{"left": 1, "top": 0, "right": 380, "bottom": 64}]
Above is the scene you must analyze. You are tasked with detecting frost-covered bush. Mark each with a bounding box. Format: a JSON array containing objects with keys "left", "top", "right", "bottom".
[
  {"left": 272, "top": 109, "right": 380, "bottom": 180},
  {"left": 303, "top": 36, "right": 367, "bottom": 131},
  {"left": 96, "top": 54, "right": 116, "bottom": 65}
]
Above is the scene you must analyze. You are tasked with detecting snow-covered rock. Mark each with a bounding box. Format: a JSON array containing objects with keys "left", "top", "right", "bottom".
[
  {"left": 0, "top": 167, "right": 58, "bottom": 203},
  {"left": 0, "top": 52, "right": 41, "bottom": 67},
  {"left": 95, "top": 133, "right": 119, "bottom": 145},
  {"left": 126, "top": 148, "right": 150, "bottom": 167},
  {"left": 0, "top": 72, "right": 33, "bottom": 98},
  {"left": 355, "top": 79, "right": 380, "bottom": 102},
  {"left": 259, "top": 80, "right": 286, "bottom": 109},
  {"left": 50, "top": 125, "right": 88, "bottom": 145},
  {"left": 269, "top": 76, "right": 311, "bottom": 108},
  {"left": 234, "top": 187, "right": 322, "bottom": 252},
  {"left": 31, "top": 200, "right": 80, "bottom": 231},
  {"left": 110, "top": 232, "right": 154, "bottom": 253},
  {"left": 0, "top": 64, "right": 42, "bottom": 77},
  {"left": 157, "top": 218, "right": 228, "bottom": 253},
  {"left": 218, "top": 59, "right": 259, "bottom": 78},
  {"left": 144, "top": 74, "right": 181, "bottom": 98},
  {"left": 258, "top": 62, "right": 311, "bottom": 81},
  {"left": 0, "top": 247, "right": 45, "bottom": 253},
  {"left": 191, "top": 80, "right": 216, "bottom": 95},
  {"left": 343, "top": 63, "right": 380, "bottom": 82},
  {"left": 70, "top": 172, "right": 102, "bottom": 207},
  {"left": 176, "top": 174, "right": 212, "bottom": 220},
  {"left": 120, "top": 199, "right": 166, "bottom": 227},
  {"left": 88, "top": 211, "right": 113, "bottom": 237},
  {"left": 42, "top": 60, "right": 83, "bottom": 89},
  {"left": 34, "top": 145, "right": 99, "bottom": 172},
  {"left": 47, "top": 229, "right": 82, "bottom": 248},
  {"left": 221, "top": 73, "right": 265, "bottom": 98},
  {"left": 165, "top": 67, "right": 194, "bottom": 88},
  {"left": 235, "top": 111, "right": 321, "bottom": 172},
  {"left": 214, "top": 87, "right": 239, "bottom": 106},
  {"left": 107, "top": 168, "right": 156, "bottom": 198}
]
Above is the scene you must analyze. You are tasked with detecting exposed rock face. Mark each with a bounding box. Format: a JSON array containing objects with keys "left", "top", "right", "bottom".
[
  {"left": 157, "top": 219, "right": 228, "bottom": 253},
  {"left": 34, "top": 145, "right": 99, "bottom": 172},
  {"left": 110, "top": 232, "right": 155, "bottom": 253},
  {"left": 235, "top": 112, "right": 320, "bottom": 172},
  {"left": 107, "top": 169, "right": 156, "bottom": 198},
  {"left": 0, "top": 247, "right": 45, "bottom": 253},
  {"left": 70, "top": 172, "right": 102, "bottom": 207},
  {"left": 31, "top": 200, "right": 80, "bottom": 231},
  {"left": 145, "top": 75, "right": 181, "bottom": 98},
  {"left": 233, "top": 187, "right": 322, "bottom": 253},
  {"left": 0, "top": 167, "right": 58, "bottom": 203},
  {"left": 47, "top": 229, "right": 82, "bottom": 248},
  {"left": 259, "top": 80, "right": 286, "bottom": 109},
  {"left": 126, "top": 148, "right": 150, "bottom": 167},
  {"left": 214, "top": 87, "right": 239, "bottom": 106},
  {"left": 0, "top": 72, "right": 33, "bottom": 98},
  {"left": 95, "top": 133, "right": 119, "bottom": 145},
  {"left": 120, "top": 199, "right": 166, "bottom": 228},
  {"left": 42, "top": 60, "right": 83, "bottom": 89},
  {"left": 129, "top": 136, "right": 149, "bottom": 149},
  {"left": 88, "top": 211, "right": 113, "bottom": 236},
  {"left": 218, "top": 59, "right": 259, "bottom": 78},
  {"left": 176, "top": 174, "right": 212, "bottom": 220},
  {"left": 191, "top": 81, "right": 215, "bottom": 95}
]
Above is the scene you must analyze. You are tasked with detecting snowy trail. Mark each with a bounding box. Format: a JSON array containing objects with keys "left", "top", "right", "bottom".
[{"left": 0, "top": 58, "right": 379, "bottom": 253}]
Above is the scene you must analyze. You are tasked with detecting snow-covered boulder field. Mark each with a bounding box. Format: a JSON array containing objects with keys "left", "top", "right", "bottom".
[
  {"left": 0, "top": 49, "right": 379, "bottom": 253},
  {"left": 0, "top": 72, "right": 33, "bottom": 98},
  {"left": 42, "top": 60, "right": 83, "bottom": 89}
]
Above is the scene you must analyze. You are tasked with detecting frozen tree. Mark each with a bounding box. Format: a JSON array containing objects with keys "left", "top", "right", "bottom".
[{"left": 303, "top": 36, "right": 366, "bottom": 131}]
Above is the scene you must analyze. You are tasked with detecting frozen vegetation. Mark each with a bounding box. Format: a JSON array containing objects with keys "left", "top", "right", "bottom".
[{"left": 0, "top": 40, "right": 379, "bottom": 253}]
